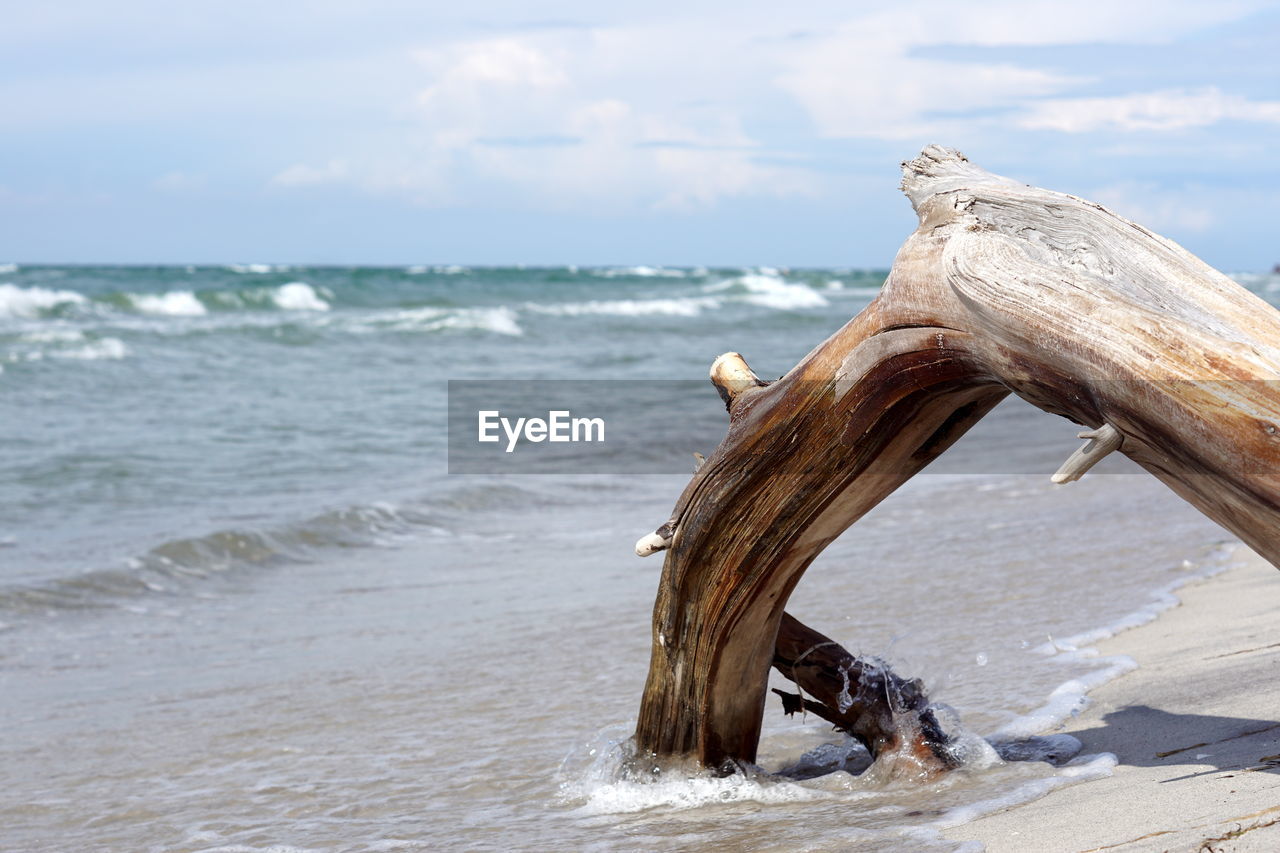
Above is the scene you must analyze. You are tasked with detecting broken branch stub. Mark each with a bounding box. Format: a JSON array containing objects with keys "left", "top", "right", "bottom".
[
  {"left": 710, "top": 351, "right": 770, "bottom": 411},
  {"left": 634, "top": 146, "right": 1280, "bottom": 772},
  {"left": 1051, "top": 423, "right": 1123, "bottom": 484}
]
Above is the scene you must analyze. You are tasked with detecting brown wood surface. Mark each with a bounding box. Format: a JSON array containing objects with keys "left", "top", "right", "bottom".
[{"left": 633, "top": 146, "right": 1280, "bottom": 770}]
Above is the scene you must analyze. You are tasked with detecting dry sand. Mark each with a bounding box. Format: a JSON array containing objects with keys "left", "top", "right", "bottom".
[{"left": 946, "top": 547, "right": 1280, "bottom": 852}]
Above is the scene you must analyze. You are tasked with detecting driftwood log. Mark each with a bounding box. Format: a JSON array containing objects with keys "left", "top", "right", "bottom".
[{"left": 632, "top": 146, "right": 1280, "bottom": 773}]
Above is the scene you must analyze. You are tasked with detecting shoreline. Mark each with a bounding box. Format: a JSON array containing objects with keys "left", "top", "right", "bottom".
[{"left": 945, "top": 546, "right": 1280, "bottom": 852}]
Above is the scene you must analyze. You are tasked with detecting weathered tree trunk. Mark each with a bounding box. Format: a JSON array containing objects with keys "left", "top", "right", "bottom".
[{"left": 633, "top": 146, "right": 1280, "bottom": 771}]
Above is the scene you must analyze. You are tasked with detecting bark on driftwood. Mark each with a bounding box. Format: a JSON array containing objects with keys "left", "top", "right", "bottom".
[{"left": 633, "top": 146, "right": 1280, "bottom": 773}]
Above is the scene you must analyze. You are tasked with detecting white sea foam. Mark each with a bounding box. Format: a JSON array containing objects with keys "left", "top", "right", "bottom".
[
  {"left": 992, "top": 657, "right": 1137, "bottom": 741},
  {"left": 228, "top": 263, "right": 288, "bottom": 274},
  {"left": 556, "top": 564, "right": 1190, "bottom": 824},
  {"left": 130, "top": 291, "right": 207, "bottom": 316},
  {"left": 599, "top": 265, "right": 687, "bottom": 278},
  {"left": 1031, "top": 546, "right": 1237, "bottom": 658},
  {"left": 19, "top": 328, "right": 85, "bottom": 343},
  {"left": 557, "top": 726, "right": 829, "bottom": 816},
  {"left": 405, "top": 264, "right": 468, "bottom": 275},
  {"left": 439, "top": 307, "right": 522, "bottom": 335},
  {"left": 577, "top": 769, "right": 829, "bottom": 814},
  {"left": 992, "top": 544, "right": 1239, "bottom": 741},
  {"left": 0, "top": 284, "right": 87, "bottom": 318},
  {"left": 272, "top": 282, "right": 329, "bottom": 311},
  {"left": 51, "top": 338, "right": 128, "bottom": 361},
  {"left": 176, "top": 840, "right": 318, "bottom": 845},
  {"left": 0, "top": 263, "right": 17, "bottom": 274},
  {"left": 933, "top": 752, "right": 1118, "bottom": 829},
  {"left": 362, "top": 306, "right": 523, "bottom": 336},
  {"left": 527, "top": 296, "right": 719, "bottom": 317},
  {"left": 705, "top": 273, "right": 829, "bottom": 310},
  {"left": 8, "top": 336, "right": 127, "bottom": 362}
]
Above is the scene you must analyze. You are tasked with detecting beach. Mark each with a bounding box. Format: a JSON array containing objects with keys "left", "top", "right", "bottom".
[
  {"left": 3, "top": 264, "right": 1280, "bottom": 851},
  {"left": 8, "top": 2, "right": 1280, "bottom": 848},
  {"left": 947, "top": 550, "right": 1280, "bottom": 852}
]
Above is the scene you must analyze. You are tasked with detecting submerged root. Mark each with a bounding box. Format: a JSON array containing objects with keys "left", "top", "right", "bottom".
[{"left": 773, "top": 613, "right": 958, "bottom": 776}]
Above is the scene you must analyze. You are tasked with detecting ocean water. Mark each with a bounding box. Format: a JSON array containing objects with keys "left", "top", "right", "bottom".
[{"left": 0, "top": 263, "right": 1273, "bottom": 851}]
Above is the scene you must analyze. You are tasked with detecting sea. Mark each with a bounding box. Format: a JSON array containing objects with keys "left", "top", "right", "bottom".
[{"left": 1, "top": 262, "right": 1274, "bottom": 852}]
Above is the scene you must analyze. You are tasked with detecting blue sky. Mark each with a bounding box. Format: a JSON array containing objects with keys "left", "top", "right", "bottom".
[{"left": 2, "top": 1, "right": 1278, "bottom": 268}]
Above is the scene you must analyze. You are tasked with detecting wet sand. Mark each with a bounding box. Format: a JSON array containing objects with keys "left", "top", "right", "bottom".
[{"left": 946, "top": 548, "right": 1280, "bottom": 852}]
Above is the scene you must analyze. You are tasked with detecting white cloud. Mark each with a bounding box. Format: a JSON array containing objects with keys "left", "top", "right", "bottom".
[
  {"left": 260, "top": 1, "right": 1274, "bottom": 211},
  {"left": 416, "top": 38, "right": 568, "bottom": 94},
  {"left": 1019, "top": 87, "right": 1280, "bottom": 133},
  {"left": 462, "top": 94, "right": 814, "bottom": 211},
  {"left": 273, "top": 32, "right": 816, "bottom": 210},
  {"left": 772, "top": 0, "right": 1268, "bottom": 139}
]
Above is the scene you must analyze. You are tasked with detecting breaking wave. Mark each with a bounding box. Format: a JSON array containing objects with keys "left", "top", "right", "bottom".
[
  {"left": 596, "top": 265, "right": 690, "bottom": 279},
  {"left": 272, "top": 282, "right": 330, "bottom": 311},
  {"left": 704, "top": 272, "right": 830, "bottom": 310},
  {"left": 227, "top": 263, "right": 292, "bottom": 274},
  {"left": 3, "top": 331, "right": 129, "bottom": 363},
  {"left": 0, "top": 284, "right": 88, "bottom": 318},
  {"left": 0, "top": 268, "right": 877, "bottom": 355},
  {"left": 130, "top": 290, "right": 207, "bottom": 316},
  {"left": 526, "top": 297, "right": 720, "bottom": 317},
  {"left": 343, "top": 306, "right": 523, "bottom": 336},
  {"left": 0, "top": 500, "right": 449, "bottom": 616},
  {"left": 0, "top": 282, "right": 332, "bottom": 320}
]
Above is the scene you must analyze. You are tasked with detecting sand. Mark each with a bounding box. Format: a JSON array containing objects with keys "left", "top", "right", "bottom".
[{"left": 945, "top": 547, "right": 1280, "bottom": 852}]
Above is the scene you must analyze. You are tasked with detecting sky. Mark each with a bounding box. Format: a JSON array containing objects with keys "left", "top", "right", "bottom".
[{"left": 1, "top": 1, "right": 1278, "bottom": 268}]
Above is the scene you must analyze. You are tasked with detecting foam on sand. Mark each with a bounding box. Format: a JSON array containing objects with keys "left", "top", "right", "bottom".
[
  {"left": 933, "top": 753, "right": 1119, "bottom": 829},
  {"left": 946, "top": 547, "right": 1280, "bottom": 851},
  {"left": 556, "top": 725, "right": 830, "bottom": 815},
  {"left": 985, "top": 547, "right": 1235, "bottom": 743}
]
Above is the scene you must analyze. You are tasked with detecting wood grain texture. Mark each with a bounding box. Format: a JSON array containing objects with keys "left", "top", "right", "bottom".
[{"left": 633, "top": 146, "right": 1280, "bottom": 771}]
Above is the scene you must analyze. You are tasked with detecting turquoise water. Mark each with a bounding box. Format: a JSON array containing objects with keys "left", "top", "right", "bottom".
[
  {"left": 0, "top": 264, "right": 880, "bottom": 601},
  {"left": 0, "top": 263, "right": 1274, "bottom": 851}
]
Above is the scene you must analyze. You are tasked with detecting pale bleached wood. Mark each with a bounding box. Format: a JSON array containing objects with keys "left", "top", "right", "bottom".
[
  {"left": 633, "top": 146, "right": 1280, "bottom": 772},
  {"left": 1052, "top": 423, "right": 1123, "bottom": 484}
]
